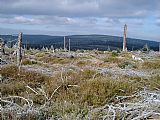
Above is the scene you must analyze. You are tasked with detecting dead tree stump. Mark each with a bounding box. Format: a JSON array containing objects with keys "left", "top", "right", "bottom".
[
  {"left": 123, "top": 24, "right": 127, "bottom": 52},
  {"left": 17, "top": 32, "right": 23, "bottom": 72}
]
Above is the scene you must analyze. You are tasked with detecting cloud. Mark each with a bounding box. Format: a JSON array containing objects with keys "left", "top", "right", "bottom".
[
  {"left": 0, "top": 15, "right": 120, "bottom": 28},
  {"left": 156, "top": 19, "right": 160, "bottom": 26},
  {"left": 0, "top": 0, "right": 99, "bottom": 17},
  {"left": 0, "top": 0, "right": 157, "bottom": 27},
  {"left": 0, "top": 0, "right": 158, "bottom": 18},
  {"left": 0, "top": 0, "right": 159, "bottom": 41},
  {"left": 119, "top": 18, "right": 143, "bottom": 25},
  {"left": 0, "top": 16, "right": 36, "bottom": 24},
  {"left": 0, "top": 15, "right": 78, "bottom": 25},
  {"left": 14, "top": 16, "right": 35, "bottom": 23}
]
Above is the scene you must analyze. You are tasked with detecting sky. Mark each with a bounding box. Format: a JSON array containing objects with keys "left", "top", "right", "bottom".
[{"left": 0, "top": 0, "right": 160, "bottom": 41}]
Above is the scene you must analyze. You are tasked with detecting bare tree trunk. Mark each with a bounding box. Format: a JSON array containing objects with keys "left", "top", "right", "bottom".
[
  {"left": 64, "top": 36, "right": 66, "bottom": 51},
  {"left": 2, "top": 44, "right": 5, "bottom": 55},
  {"left": 0, "top": 39, "right": 5, "bottom": 55},
  {"left": 0, "top": 39, "right": 5, "bottom": 65},
  {"left": 159, "top": 43, "right": 160, "bottom": 54},
  {"left": 123, "top": 24, "right": 127, "bottom": 52},
  {"left": 23, "top": 45, "right": 26, "bottom": 58},
  {"left": 69, "top": 38, "right": 71, "bottom": 52},
  {"left": 17, "top": 32, "right": 22, "bottom": 72}
]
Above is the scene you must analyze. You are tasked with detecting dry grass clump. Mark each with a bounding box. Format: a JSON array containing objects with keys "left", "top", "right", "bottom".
[
  {"left": 1, "top": 67, "right": 159, "bottom": 120},
  {"left": 140, "top": 60, "right": 160, "bottom": 69},
  {"left": 0, "top": 65, "right": 18, "bottom": 78},
  {"left": 46, "top": 72, "right": 159, "bottom": 107},
  {"left": 142, "top": 75, "right": 160, "bottom": 90},
  {"left": 40, "top": 56, "right": 74, "bottom": 64},
  {"left": 0, "top": 81, "right": 25, "bottom": 96},
  {"left": 102, "top": 57, "right": 122, "bottom": 63},
  {"left": 118, "top": 61, "right": 130, "bottom": 69},
  {"left": 43, "top": 70, "right": 140, "bottom": 107},
  {"left": 0, "top": 66, "right": 160, "bottom": 106},
  {"left": 35, "top": 52, "right": 46, "bottom": 57},
  {"left": 46, "top": 69, "right": 97, "bottom": 87},
  {"left": 76, "top": 60, "right": 89, "bottom": 67},
  {"left": 118, "top": 61, "right": 137, "bottom": 69},
  {"left": 155, "top": 54, "right": 160, "bottom": 59},
  {"left": 120, "top": 52, "right": 132, "bottom": 58},
  {"left": 48, "top": 101, "right": 89, "bottom": 119},
  {"left": 78, "top": 78, "right": 138, "bottom": 106},
  {"left": 1, "top": 64, "right": 159, "bottom": 117},
  {"left": 21, "top": 59, "right": 37, "bottom": 65},
  {"left": 0, "top": 65, "right": 49, "bottom": 83},
  {"left": 122, "top": 75, "right": 160, "bottom": 90},
  {"left": 0, "top": 65, "right": 51, "bottom": 96},
  {"left": 111, "top": 51, "right": 119, "bottom": 57},
  {"left": 1, "top": 50, "right": 160, "bottom": 119}
]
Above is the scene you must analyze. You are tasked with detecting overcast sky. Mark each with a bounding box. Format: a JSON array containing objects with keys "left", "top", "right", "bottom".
[{"left": 0, "top": 0, "right": 160, "bottom": 41}]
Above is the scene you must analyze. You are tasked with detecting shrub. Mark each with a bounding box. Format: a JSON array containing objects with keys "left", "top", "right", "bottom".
[
  {"left": 118, "top": 61, "right": 130, "bottom": 69},
  {"left": 112, "top": 52, "right": 119, "bottom": 57},
  {"left": 0, "top": 65, "right": 50, "bottom": 96},
  {"left": 79, "top": 78, "right": 138, "bottom": 106}
]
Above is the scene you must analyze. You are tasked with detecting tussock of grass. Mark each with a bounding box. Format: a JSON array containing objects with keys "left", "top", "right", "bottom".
[
  {"left": 1, "top": 81, "right": 25, "bottom": 95},
  {"left": 1, "top": 50, "right": 160, "bottom": 119},
  {"left": 0, "top": 65, "right": 49, "bottom": 83},
  {"left": 35, "top": 52, "right": 45, "bottom": 57},
  {"left": 141, "top": 60, "right": 160, "bottom": 69},
  {"left": 40, "top": 56, "right": 73, "bottom": 64},
  {"left": 1, "top": 66, "right": 136, "bottom": 107},
  {"left": 43, "top": 69, "right": 140, "bottom": 107},
  {"left": 0, "top": 64, "right": 159, "bottom": 110},
  {"left": 78, "top": 78, "right": 138, "bottom": 106},
  {"left": 112, "top": 51, "right": 119, "bottom": 57},
  {"left": 102, "top": 57, "right": 122, "bottom": 63},
  {"left": 118, "top": 61, "right": 137, "bottom": 69},
  {"left": 76, "top": 60, "right": 88, "bottom": 67},
  {"left": 22, "top": 59, "right": 37, "bottom": 65},
  {"left": 0, "top": 66, "right": 140, "bottom": 105},
  {"left": 120, "top": 52, "right": 132, "bottom": 58},
  {"left": 142, "top": 75, "right": 160, "bottom": 90},
  {"left": 48, "top": 102, "right": 89, "bottom": 119},
  {"left": 0, "top": 65, "right": 51, "bottom": 96}
]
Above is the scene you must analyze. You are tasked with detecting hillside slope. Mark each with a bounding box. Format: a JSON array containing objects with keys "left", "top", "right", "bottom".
[{"left": 1, "top": 34, "right": 159, "bottom": 51}]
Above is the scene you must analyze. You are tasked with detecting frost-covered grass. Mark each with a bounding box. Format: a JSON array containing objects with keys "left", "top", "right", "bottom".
[{"left": 1, "top": 50, "right": 160, "bottom": 119}]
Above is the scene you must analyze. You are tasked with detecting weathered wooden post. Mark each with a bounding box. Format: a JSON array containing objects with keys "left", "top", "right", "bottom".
[
  {"left": 107, "top": 45, "right": 110, "bottom": 51},
  {"left": 23, "top": 45, "right": 26, "bottom": 58},
  {"left": 0, "top": 38, "right": 5, "bottom": 55},
  {"left": 69, "top": 39, "right": 71, "bottom": 52},
  {"left": 64, "top": 36, "right": 66, "bottom": 51},
  {"left": 123, "top": 24, "right": 127, "bottom": 52},
  {"left": 159, "top": 43, "right": 160, "bottom": 54},
  {"left": 0, "top": 39, "right": 3, "bottom": 56},
  {"left": 0, "top": 38, "right": 5, "bottom": 65},
  {"left": 17, "top": 32, "right": 22, "bottom": 72}
]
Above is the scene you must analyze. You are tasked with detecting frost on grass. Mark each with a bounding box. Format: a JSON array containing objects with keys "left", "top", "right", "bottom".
[{"left": 0, "top": 50, "right": 160, "bottom": 119}]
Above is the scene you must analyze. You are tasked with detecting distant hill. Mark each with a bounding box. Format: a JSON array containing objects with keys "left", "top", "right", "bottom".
[{"left": 1, "top": 34, "right": 159, "bottom": 51}]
